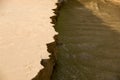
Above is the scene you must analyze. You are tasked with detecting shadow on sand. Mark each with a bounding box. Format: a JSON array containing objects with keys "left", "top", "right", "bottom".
[{"left": 52, "top": 0, "right": 120, "bottom": 80}]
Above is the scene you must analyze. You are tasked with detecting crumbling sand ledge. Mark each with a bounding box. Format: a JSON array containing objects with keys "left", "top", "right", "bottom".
[
  {"left": 31, "top": 1, "right": 65, "bottom": 80},
  {"left": 33, "top": 1, "right": 120, "bottom": 80}
]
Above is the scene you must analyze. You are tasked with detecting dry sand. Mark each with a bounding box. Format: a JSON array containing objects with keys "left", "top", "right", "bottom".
[{"left": 0, "top": 0, "right": 57, "bottom": 80}]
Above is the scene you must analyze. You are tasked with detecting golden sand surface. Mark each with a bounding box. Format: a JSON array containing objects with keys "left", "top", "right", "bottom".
[{"left": 0, "top": 0, "right": 57, "bottom": 80}]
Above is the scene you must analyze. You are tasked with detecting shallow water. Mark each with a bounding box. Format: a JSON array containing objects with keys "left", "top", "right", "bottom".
[{"left": 52, "top": 0, "right": 120, "bottom": 80}]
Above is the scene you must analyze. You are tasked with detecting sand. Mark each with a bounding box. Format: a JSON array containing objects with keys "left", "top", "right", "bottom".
[
  {"left": 52, "top": 0, "right": 120, "bottom": 80},
  {"left": 0, "top": 0, "right": 57, "bottom": 80}
]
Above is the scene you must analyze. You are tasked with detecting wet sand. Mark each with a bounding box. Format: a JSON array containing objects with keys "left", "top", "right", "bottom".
[{"left": 0, "top": 0, "right": 57, "bottom": 80}]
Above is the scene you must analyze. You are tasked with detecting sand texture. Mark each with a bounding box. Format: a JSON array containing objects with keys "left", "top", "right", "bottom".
[
  {"left": 0, "top": 0, "right": 57, "bottom": 80},
  {"left": 52, "top": 0, "right": 120, "bottom": 80}
]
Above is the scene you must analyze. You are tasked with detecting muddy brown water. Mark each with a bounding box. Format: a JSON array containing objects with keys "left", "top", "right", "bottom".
[{"left": 52, "top": 0, "right": 120, "bottom": 80}]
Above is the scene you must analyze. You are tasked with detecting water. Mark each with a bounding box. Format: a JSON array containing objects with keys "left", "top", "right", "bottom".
[{"left": 52, "top": 0, "right": 120, "bottom": 80}]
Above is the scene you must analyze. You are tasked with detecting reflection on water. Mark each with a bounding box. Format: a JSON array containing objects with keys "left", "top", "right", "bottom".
[{"left": 52, "top": 0, "right": 120, "bottom": 80}]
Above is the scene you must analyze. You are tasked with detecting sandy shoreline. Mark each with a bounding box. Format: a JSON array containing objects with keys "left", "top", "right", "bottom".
[{"left": 0, "top": 0, "right": 57, "bottom": 80}]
